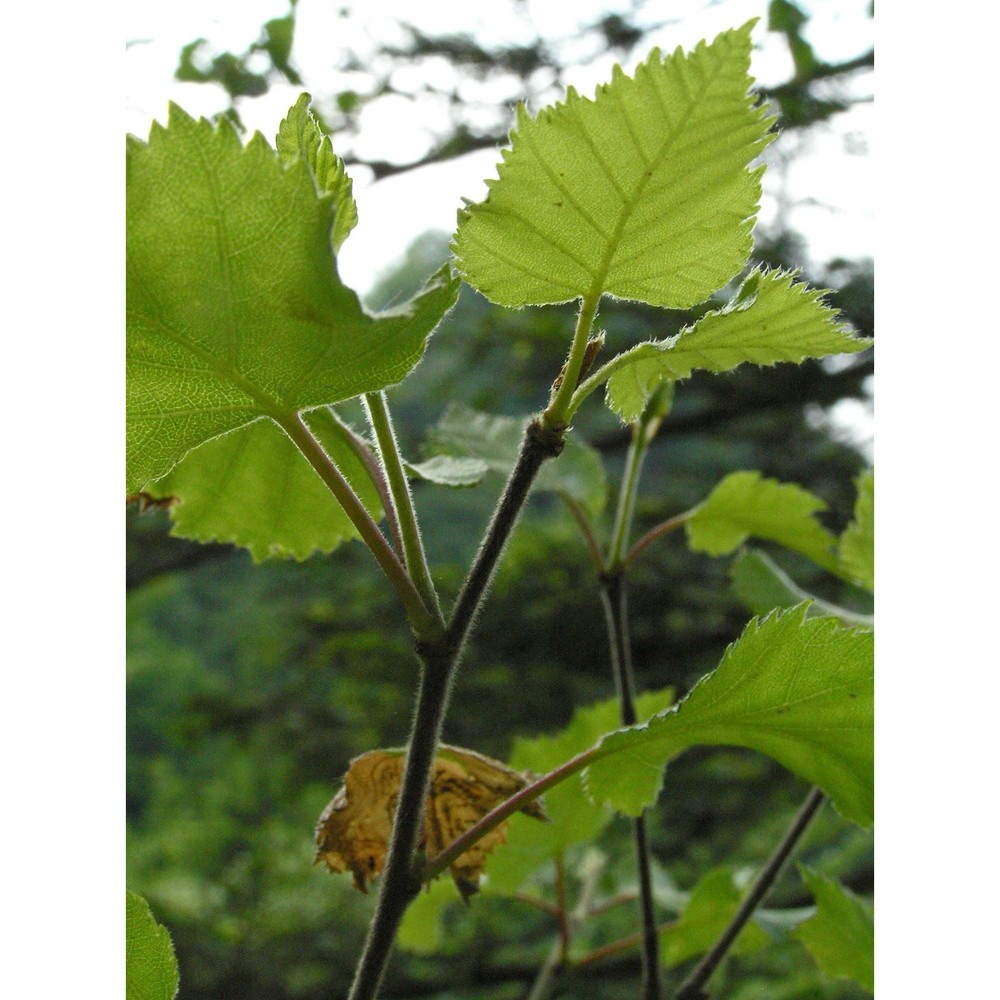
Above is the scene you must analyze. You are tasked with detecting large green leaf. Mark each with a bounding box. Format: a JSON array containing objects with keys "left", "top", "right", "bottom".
[
  {"left": 585, "top": 606, "right": 874, "bottom": 826},
  {"left": 126, "top": 103, "right": 459, "bottom": 492},
  {"left": 660, "top": 868, "right": 769, "bottom": 968},
  {"left": 793, "top": 866, "right": 874, "bottom": 992},
  {"left": 838, "top": 471, "right": 874, "bottom": 592},
  {"left": 685, "top": 470, "right": 840, "bottom": 572},
  {"left": 454, "top": 23, "right": 773, "bottom": 308},
  {"left": 603, "top": 268, "right": 868, "bottom": 421},
  {"left": 126, "top": 891, "right": 179, "bottom": 1000},
  {"left": 425, "top": 404, "right": 608, "bottom": 516},
  {"left": 146, "top": 409, "right": 383, "bottom": 561}
]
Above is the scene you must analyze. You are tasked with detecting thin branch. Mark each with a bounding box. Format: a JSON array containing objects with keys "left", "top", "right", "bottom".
[
  {"left": 600, "top": 573, "right": 662, "bottom": 1000},
  {"left": 625, "top": 512, "right": 690, "bottom": 568},
  {"left": 597, "top": 387, "right": 671, "bottom": 1000},
  {"left": 559, "top": 493, "right": 606, "bottom": 573},
  {"left": 673, "top": 787, "right": 826, "bottom": 1000}
]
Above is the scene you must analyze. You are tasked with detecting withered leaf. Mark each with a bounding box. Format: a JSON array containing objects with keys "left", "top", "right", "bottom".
[{"left": 314, "top": 745, "right": 547, "bottom": 899}]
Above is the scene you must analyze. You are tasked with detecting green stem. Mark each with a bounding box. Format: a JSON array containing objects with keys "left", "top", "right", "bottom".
[
  {"left": 673, "top": 787, "right": 827, "bottom": 1000},
  {"left": 364, "top": 391, "right": 444, "bottom": 623},
  {"left": 543, "top": 292, "right": 601, "bottom": 429},
  {"left": 331, "top": 409, "right": 406, "bottom": 560},
  {"left": 607, "top": 425, "right": 647, "bottom": 569},
  {"left": 278, "top": 412, "right": 440, "bottom": 639}
]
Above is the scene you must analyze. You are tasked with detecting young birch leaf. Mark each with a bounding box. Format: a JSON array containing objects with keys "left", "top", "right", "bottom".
[
  {"left": 126, "top": 104, "right": 459, "bottom": 493},
  {"left": 454, "top": 23, "right": 773, "bottom": 308},
  {"left": 145, "top": 409, "right": 383, "bottom": 561},
  {"left": 405, "top": 455, "right": 489, "bottom": 488},
  {"left": 275, "top": 93, "right": 358, "bottom": 252},
  {"left": 838, "top": 471, "right": 874, "bottom": 592},
  {"left": 584, "top": 606, "right": 873, "bottom": 826},
  {"left": 126, "top": 891, "right": 179, "bottom": 1000},
  {"left": 730, "top": 549, "right": 874, "bottom": 628},
  {"left": 685, "top": 470, "right": 840, "bottom": 572},
  {"left": 604, "top": 268, "right": 869, "bottom": 421},
  {"left": 793, "top": 865, "right": 874, "bottom": 991},
  {"left": 425, "top": 404, "right": 607, "bottom": 516}
]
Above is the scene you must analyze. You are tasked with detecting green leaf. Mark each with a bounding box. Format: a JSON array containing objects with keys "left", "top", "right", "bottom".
[
  {"left": 126, "top": 891, "right": 179, "bottom": 1000},
  {"left": 585, "top": 606, "right": 873, "bottom": 826},
  {"left": 793, "top": 866, "right": 874, "bottom": 991},
  {"left": 730, "top": 550, "right": 874, "bottom": 628},
  {"left": 146, "top": 409, "right": 383, "bottom": 561},
  {"left": 661, "top": 868, "right": 769, "bottom": 968},
  {"left": 425, "top": 404, "right": 607, "bottom": 516},
  {"left": 259, "top": 14, "right": 302, "bottom": 85},
  {"left": 397, "top": 877, "right": 460, "bottom": 953},
  {"left": 405, "top": 455, "right": 489, "bottom": 488},
  {"left": 126, "top": 103, "right": 459, "bottom": 493},
  {"left": 685, "top": 470, "right": 840, "bottom": 572},
  {"left": 603, "top": 268, "right": 869, "bottom": 421},
  {"left": 454, "top": 23, "right": 773, "bottom": 308},
  {"left": 768, "top": 0, "right": 819, "bottom": 80},
  {"left": 275, "top": 93, "right": 357, "bottom": 252},
  {"left": 484, "top": 688, "right": 673, "bottom": 895},
  {"left": 838, "top": 471, "right": 874, "bottom": 592}
]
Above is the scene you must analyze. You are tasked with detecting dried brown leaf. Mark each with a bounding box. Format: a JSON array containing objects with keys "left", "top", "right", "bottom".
[{"left": 314, "top": 745, "right": 546, "bottom": 899}]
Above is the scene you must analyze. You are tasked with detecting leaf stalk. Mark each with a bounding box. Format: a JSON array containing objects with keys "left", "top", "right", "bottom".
[
  {"left": 278, "top": 412, "right": 442, "bottom": 639},
  {"left": 364, "top": 391, "right": 444, "bottom": 624}
]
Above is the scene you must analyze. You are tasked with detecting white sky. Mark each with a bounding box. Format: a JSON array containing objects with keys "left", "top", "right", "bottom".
[{"left": 125, "top": 0, "right": 874, "bottom": 296}]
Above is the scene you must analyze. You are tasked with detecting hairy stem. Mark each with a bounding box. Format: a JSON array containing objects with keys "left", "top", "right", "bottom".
[
  {"left": 364, "top": 391, "right": 444, "bottom": 622},
  {"left": 673, "top": 787, "right": 827, "bottom": 1000},
  {"left": 278, "top": 412, "right": 440, "bottom": 638},
  {"left": 347, "top": 648, "right": 452, "bottom": 1000},
  {"left": 347, "top": 416, "right": 567, "bottom": 1000},
  {"left": 444, "top": 418, "right": 567, "bottom": 656}
]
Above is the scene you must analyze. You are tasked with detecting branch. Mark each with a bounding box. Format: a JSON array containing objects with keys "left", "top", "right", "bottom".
[{"left": 673, "top": 787, "right": 826, "bottom": 1000}]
